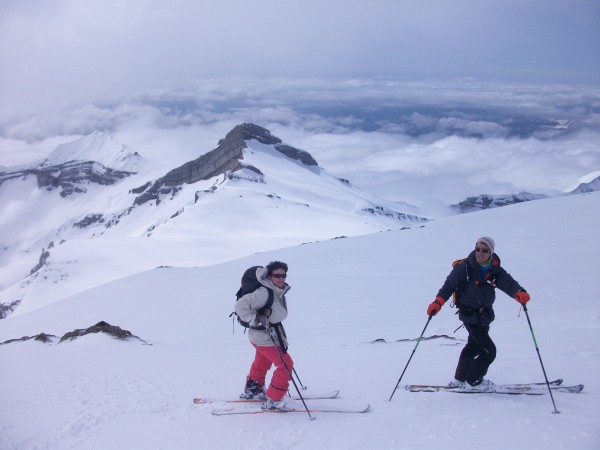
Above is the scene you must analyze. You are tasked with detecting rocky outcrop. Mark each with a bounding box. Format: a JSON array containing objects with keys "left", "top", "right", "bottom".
[
  {"left": 0, "top": 299, "right": 21, "bottom": 319},
  {"left": 59, "top": 321, "right": 146, "bottom": 343},
  {"left": 0, "top": 321, "right": 146, "bottom": 344},
  {"left": 0, "top": 161, "right": 134, "bottom": 197},
  {"left": 362, "top": 205, "right": 428, "bottom": 223},
  {"left": 452, "top": 192, "right": 547, "bottom": 213},
  {"left": 133, "top": 123, "right": 318, "bottom": 206},
  {"left": 29, "top": 248, "right": 50, "bottom": 275},
  {"left": 73, "top": 214, "right": 105, "bottom": 228},
  {"left": 0, "top": 332, "right": 56, "bottom": 344},
  {"left": 213, "top": 123, "right": 318, "bottom": 167}
]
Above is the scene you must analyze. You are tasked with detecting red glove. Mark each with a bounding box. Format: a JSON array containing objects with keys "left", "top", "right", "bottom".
[
  {"left": 514, "top": 291, "right": 530, "bottom": 305},
  {"left": 427, "top": 296, "right": 446, "bottom": 316}
]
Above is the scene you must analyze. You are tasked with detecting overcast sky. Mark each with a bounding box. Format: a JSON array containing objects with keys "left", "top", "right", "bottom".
[{"left": 1, "top": 0, "right": 599, "bottom": 120}]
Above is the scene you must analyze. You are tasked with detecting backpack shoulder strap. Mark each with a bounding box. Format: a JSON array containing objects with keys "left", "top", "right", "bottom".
[
  {"left": 258, "top": 286, "right": 274, "bottom": 316},
  {"left": 451, "top": 258, "right": 469, "bottom": 306},
  {"left": 452, "top": 258, "right": 467, "bottom": 268},
  {"left": 271, "top": 322, "right": 288, "bottom": 353}
]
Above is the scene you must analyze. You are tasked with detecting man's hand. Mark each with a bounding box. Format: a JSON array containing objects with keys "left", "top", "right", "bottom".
[
  {"left": 427, "top": 296, "right": 446, "bottom": 316},
  {"left": 514, "top": 291, "right": 531, "bottom": 305}
]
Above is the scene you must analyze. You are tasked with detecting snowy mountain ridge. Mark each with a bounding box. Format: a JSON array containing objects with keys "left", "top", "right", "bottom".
[
  {"left": 0, "top": 123, "right": 427, "bottom": 317},
  {"left": 1, "top": 122, "right": 598, "bottom": 318}
]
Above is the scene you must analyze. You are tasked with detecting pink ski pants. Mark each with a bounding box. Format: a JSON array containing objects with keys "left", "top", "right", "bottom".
[{"left": 248, "top": 343, "right": 294, "bottom": 401}]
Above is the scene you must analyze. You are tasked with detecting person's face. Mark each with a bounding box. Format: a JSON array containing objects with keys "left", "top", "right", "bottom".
[
  {"left": 268, "top": 269, "right": 287, "bottom": 288},
  {"left": 475, "top": 243, "right": 491, "bottom": 264}
]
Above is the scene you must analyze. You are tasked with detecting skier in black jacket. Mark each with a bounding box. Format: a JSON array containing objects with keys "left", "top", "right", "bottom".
[{"left": 427, "top": 237, "right": 531, "bottom": 389}]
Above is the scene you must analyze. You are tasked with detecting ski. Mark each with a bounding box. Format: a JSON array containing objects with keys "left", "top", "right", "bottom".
[
  {"left": 193, "top": 390, "right": 339, "bottom": 404},
  {"left": 503, "top": 378, "right": 563, "bottom": 387},
  {"left": 405, "top": 378, "right": 563, "bottom": 391},
  {"left": 405, "top": 383, "right": 583, "bottom": 395},
  {"left": 212, "top": 403, "right": 370, "bottom": 415}
]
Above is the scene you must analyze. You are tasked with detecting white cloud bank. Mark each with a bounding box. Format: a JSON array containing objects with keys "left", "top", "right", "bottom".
[{"left": 1, "top": 77, "right": 599, "bottom": 213}]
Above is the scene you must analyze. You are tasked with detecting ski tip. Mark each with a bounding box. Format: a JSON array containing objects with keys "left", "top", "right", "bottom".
[{"left": 193, "top": 397, "right": 231, "bottom": 404}]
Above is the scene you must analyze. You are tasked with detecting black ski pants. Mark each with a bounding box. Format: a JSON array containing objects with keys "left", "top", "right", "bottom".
[{"left": 454, "top": 322, "right": 497, "bottom": 385}]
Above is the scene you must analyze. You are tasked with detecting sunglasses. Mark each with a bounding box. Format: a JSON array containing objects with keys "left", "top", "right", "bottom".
[
  {"left": 271, "top": 273, "right": 287, "bottom": 279},
  {"left": 475, "top": 247, "right": 490, "bottom": 254}
]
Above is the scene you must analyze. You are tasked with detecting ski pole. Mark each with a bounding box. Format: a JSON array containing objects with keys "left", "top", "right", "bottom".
[
  {"left": 293, "top": 368, "right": 307, "bottom": 390},
  {"left": 522, "top": 304, "right": 560, "bottom": 414},
  {"left": 270, "top": 323, "right": 307, "bottom": 390},
  {"left": 268, "top": 329, "right": 315, "bottom": 420},
  {"left": 389, "top": 314, "right": 433, "bottom": 401}
]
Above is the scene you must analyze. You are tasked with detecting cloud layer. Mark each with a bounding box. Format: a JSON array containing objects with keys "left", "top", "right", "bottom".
[{"left": 1, "top": 77, "right": 598, "bottom": 215}]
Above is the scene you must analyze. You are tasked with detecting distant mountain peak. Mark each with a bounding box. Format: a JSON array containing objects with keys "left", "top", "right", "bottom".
[
  {"left": 42, "top": 131, "right": 143, "bottom": 172},
  {"left": 451, "top": 192, "right": 548, "bottom": 213},
  {"left": 222, "top": 123, "right": 318, "bottom": 166},
  {"left": 133, "top": 123, "right": 318, "bottom": 206},
  {"left": 0, "top": 132, "right": 156, "bottom": 199},
  {"left": 567, "top": 172, "right": 600, "bottom": 194},
  {"left": 221, "top": 123, "right": 282, "bottom": 146},
  {"left": 0, "top": 159, "right": 135, "bottom": 198}
]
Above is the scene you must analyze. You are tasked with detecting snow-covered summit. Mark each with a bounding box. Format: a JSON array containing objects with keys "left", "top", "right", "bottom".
[{"left": 41, "top": 131, "right": 146, "bottom": 172}]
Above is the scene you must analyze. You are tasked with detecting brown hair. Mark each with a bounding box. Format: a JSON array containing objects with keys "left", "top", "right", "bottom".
[{"left": 266, "top": 261, "right": 288, "bottom": 275}]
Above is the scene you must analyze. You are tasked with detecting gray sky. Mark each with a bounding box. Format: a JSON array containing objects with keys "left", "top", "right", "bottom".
[{"left": 1, "top": 0, "right": 599, "bottom": 121}]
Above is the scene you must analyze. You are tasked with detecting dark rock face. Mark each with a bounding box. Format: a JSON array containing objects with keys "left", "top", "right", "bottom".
[
  {"left": 73, "top": 214, "right": 105, "bottom": 228},
  {"left": 0, "top": 299, "right": 21, "bottom": 319},
  {"left": 452, "top": 192, "right": 547, "bottom": 213},
  {"left": 29, "top": 249, "right": 50, "bottom": 276},
  {"left": 133, "top": 123, "right": 318, "bottom": 206},
  {"left": 362, "top": 205, "right": 428, "bottom": 223},
  {"left": 273, "top": 143, "right": 318, "bottom": 167},
  {"left": 0, "top": 161, "right": 134, "bottom": 197}
]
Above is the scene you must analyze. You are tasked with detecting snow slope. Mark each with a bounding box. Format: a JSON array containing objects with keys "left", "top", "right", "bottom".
[{"left": 1, "top": 191, "right": 599, "bottom": 450}]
